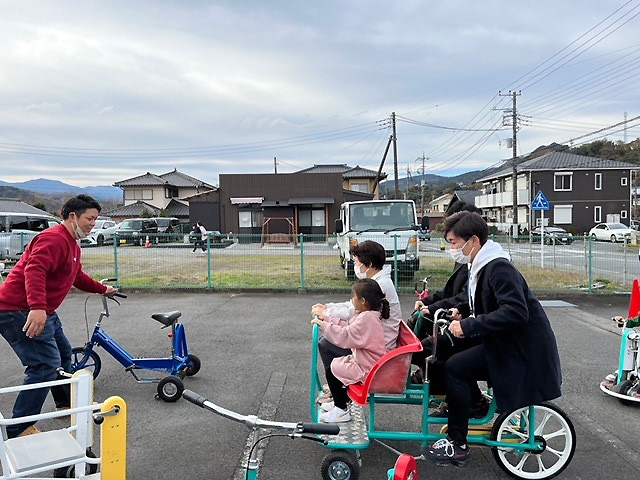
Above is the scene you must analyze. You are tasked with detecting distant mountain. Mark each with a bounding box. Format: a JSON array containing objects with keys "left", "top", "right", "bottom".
[
  {"left": 379, "top": 170, "right": 484, "bottom": 194},
  {"left": 0, "top": 186, "right": 120, "bottom": 216},
  {"left": 0, "top": 178, "right": 122, "bottom": 201}
]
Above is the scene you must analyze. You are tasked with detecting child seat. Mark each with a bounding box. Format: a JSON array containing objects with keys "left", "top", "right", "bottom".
[{"left": 348, "top": 321, "right": 423, "bottom": 406}]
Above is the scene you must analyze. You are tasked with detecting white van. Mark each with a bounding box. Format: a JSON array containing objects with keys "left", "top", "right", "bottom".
[{"left": 0, "top": 212, "right": 61, "bottom": 259}]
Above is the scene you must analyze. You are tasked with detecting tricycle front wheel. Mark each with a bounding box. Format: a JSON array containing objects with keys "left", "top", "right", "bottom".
[
  {"left": 491, "top": 402, "right": 576, "bottom": 479},
  {"left": 70, "top": 347, "right": 101, "bottom": 379},
  {"left": 321, "top": 450, "right": 359, "bottom": 480}
]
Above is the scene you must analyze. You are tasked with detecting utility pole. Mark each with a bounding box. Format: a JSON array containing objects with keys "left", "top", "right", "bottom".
[
  {"left": 392, "top": 112, "right": 399, "bottom": 199},
  {"left": 499, "top": 90, "right": 521, "bottom": 237},
  {"left": 419, "top": 152, "right": 427, "bottom": 220},
  {"left": 274, "top": 156, "right": 277, "bottom": 174}
]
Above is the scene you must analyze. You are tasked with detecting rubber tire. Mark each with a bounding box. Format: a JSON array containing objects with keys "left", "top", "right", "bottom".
[
  {"left": 53, "top": 449, "right": 98, "bottom": 477},
  {"left": 157, "top": 375, "right": 184, "bottom": 402},
  {"left": 96, "top": 234, "right": 104, "bottom": 246},
  {"left": 321, "top": 450, "right": 359, "bottom": 480},
  {"left": 616, "top": 379, "right": 635, "bottom": 406},
  {"left": 184, "top": 354, "right": 201, "bottom": 376},
  {"left": 611, "top": 235, "right": 617, "bottom": 243},
  {"left": 591, "top": 233, "right": 597, "bottom": 241},
  {"left": 70, "top": 347, "right": 102, "bottom": 379},
  {"left": 491, "top": 402, "right": 576, "bottom": 480}
]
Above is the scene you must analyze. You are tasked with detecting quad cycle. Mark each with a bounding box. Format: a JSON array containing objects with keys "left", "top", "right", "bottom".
[
  {"left": 70, "top": 279, "right": 201, "bottom": 402},
  {"left": 600, "top": 279, "right": 640, "bottom": 404},
  {"left": 182, "top": 389, "right": 340, "bottom": 480},
  {"left": 310, "top": 308, "right": 577, "bottom": 480}
]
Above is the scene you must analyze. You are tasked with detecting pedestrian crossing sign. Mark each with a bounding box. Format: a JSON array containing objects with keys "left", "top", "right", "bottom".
[{"left": 532, "top": 191, "right": 550, "bottom": 211}]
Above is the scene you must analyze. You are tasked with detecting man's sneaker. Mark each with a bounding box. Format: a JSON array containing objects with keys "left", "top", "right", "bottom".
[
  {"left": 424, "top": 437, "right": 471, "bottom": 467},
  {"left": 605, "top": 371, "right": 618, "bottom": 383},
  {"left": 17, "top": 425, "right": 41, "bottom": 437},
  {"left": 431, "top": 402, "right": 448, "bottom": 418},
  {"left": 320, "top": 406, "right": 352, "bottom": 423},
  {"left": 469, "top": 394, "right": 492, "bottom": 419}
]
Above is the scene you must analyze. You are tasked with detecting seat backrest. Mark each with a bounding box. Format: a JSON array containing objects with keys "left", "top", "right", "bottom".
[{"left": 362, "top": 322, "right": 423, "bottom": 395}]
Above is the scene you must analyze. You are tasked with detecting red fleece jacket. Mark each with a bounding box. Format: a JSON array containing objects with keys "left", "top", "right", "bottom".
[{"left": 0, "top": 224, "right": 107, "bottom": 314}]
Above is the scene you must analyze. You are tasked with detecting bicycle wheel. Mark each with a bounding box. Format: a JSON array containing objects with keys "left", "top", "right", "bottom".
[
  {"left": 71, "top": 347, "right": 102, "bottom": 379},
  {"left": 491, "top": 402, "right": 576, "bottom": 480}
]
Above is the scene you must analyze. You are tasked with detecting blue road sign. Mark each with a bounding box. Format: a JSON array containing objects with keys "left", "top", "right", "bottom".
[{"left": 532, "top": 191, "right": 550, "bottom": 211}]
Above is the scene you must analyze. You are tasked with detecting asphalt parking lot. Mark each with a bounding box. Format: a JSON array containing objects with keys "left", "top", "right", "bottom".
[{"left": 1, "top": 291, "right": 639, "bottom": 479}]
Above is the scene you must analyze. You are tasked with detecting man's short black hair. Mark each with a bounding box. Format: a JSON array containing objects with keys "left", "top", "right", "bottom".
[
  {"left": 444, "top": 211, "right": 488, "bottom": 245},
  {"left": 350, "top": 240, "right": 386, "bottom": 270},
  {"left": 61, "top": 195, "right": 102, "bottom": 220},
  {"left": 445, "top": 200, "right": 481, "bottom": 217}
]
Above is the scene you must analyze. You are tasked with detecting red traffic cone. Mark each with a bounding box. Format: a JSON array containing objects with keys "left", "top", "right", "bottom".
[
  {"left": 628, "top": 278, "right": 640, "bottom": 318},
  {"left": 145, "top": 236, "right": 151, "bottom": 248}
]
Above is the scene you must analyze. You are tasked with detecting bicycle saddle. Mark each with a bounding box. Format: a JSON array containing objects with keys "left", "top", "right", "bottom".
[{"left": 151, "top": 311, "right": 182, "bottom": 328}]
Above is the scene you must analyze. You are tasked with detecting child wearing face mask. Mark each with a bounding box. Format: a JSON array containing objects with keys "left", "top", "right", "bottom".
[{"left": 312, "top": 278, "right": 388, "bottom": 423}]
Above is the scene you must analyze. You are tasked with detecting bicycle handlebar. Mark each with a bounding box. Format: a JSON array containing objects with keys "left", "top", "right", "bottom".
[{"left": 182, "top": 389, "right": 340, "bottom": 436}]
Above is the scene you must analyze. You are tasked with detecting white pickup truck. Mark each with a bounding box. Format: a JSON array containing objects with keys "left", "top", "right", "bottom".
[{"left": 334, "top": 200, "right": 420, "bottom": 280}]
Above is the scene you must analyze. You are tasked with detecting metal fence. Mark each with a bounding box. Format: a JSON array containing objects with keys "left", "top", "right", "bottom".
[{"left": 52, "top": 232, "right": 638, "bottom": 295}]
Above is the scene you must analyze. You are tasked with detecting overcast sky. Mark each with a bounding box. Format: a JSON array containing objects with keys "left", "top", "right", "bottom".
[{"left": 1, "top": 0, "right": 639, "bottom": 187}]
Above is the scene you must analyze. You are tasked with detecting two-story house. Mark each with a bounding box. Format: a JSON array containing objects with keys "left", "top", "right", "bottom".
[
  {"left": 475, "top": 151, "right": 640, "bottom": 234},
  {"left": 105, "top": 169, "right": 215, "bottom": 222},
  {"left": 295, "top": 164, "right": 386, "bottom": 199}
]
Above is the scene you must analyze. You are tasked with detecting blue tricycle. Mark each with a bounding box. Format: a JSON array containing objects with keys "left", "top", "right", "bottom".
[{"left": 70, "top": 279, "right": 200, "bottom": 402}]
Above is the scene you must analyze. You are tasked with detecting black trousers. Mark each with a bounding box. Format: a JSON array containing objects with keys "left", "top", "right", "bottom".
[
  {"left": 318, "top": 337, "right": 351, "bottom": 409},
  {"left": 445, "top": 345, "right": 489, "bottom": 445},
  {"left": 192, "top": 239, "right": 206, "bottom": 252},
  {"left": 412, "top": 334, "right": 482, "bottom": 397}
]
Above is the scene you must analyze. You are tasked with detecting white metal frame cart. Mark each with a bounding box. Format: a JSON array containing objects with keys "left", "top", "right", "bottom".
[{"left": 0, "top": 369, "right": 127, "bottom": 479}]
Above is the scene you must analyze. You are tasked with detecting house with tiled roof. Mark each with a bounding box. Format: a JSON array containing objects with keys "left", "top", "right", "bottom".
[
  {"left": 475, "top": 151, "right": 640, "bottom": 234},
  {"left": 296, "top": 164, "right": 385, "bottom": 198},
  {"left": 104, "top": 169, "right": 215, "bottom": 221}
]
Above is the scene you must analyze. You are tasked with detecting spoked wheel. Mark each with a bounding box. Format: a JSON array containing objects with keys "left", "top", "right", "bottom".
[
  {"left": 184, "top": 354, "right": 201, "bottom": 376},
  {"left": 157, "top": 375, "right": 184, "bottom": 402},
  {"left": 70, "top": 347, "right": 102, "bottom": 379},
  {"left": 321, "top": 449, "right": 360, "bottom": 480},
  {"left": 491, "top": 402, "right": 576, "bottom": 480}
]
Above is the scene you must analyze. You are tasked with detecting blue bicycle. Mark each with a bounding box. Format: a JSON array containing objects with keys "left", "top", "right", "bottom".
[{"left": 70, "top": 279, "right": 201, "bottom": 402}]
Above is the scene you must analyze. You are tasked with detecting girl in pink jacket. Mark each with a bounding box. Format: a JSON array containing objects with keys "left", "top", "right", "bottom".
[{"left": 312, "top": 278, "right": 388, "bottom": 423}]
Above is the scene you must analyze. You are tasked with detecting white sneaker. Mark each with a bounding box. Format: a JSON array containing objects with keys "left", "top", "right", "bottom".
[
  {"left": 320, "top": 406, "right": 352, "bottom": 423},
  {"left": 320, "top": 401, "right": 334, "bottom": 412},
  {"left": 322, "top": 384, "right": 331, "bottom": 394}
]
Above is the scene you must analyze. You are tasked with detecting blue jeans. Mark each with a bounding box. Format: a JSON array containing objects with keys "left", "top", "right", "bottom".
[{"left": 0, "top": 311, "right": 72, "bottom": 438}]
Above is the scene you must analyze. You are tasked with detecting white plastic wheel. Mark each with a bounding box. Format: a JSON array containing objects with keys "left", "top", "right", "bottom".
[{"left": 491, "top": 403, "right": 576, "bottom": 480}]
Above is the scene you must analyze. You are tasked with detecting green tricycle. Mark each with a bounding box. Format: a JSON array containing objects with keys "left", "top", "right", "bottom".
[{"left": 311, "top": 308, "right": 577, "bottom": 480}]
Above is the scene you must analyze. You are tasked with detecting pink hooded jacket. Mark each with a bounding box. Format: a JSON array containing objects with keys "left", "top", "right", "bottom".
[{"left": 320, "top": 310, "right": 386, "bottom": 386}]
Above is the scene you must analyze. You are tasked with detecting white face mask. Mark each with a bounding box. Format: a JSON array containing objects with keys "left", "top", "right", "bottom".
[
  {"left": 354, "top": 263, "right": 369, "bottom": 279},
  {"left": 449, "top": 239, "right": 474, "bottom": 264},
  {"left": 71, "top": 215, "right": 88, "bottom": 240}
]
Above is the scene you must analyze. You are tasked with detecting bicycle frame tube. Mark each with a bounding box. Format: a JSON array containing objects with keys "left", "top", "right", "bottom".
[
  {"left": 310, "top": 324, "right": 323, "bottom": 423},
  {"left": 617, "top": 328, "right": 631, "bottom": 385},
  {"left": 93, "top": 329, "right": 135, "bottom": 368}
]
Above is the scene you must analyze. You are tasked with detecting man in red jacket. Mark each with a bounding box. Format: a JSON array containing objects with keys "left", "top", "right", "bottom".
[{"left": 0, "top": 195, "right": 117, "bottom": 438}]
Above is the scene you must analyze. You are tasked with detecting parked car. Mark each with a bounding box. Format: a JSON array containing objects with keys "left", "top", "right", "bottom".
[
  {"left": 531, "top": 226, "right": 573, "bottom": 245},
  {"left": 116, "top": 218, "right": 158, "bottom": 246},
  {"left": 418, "top": 228, "right": 431, "bottom": 241},
  {"left": 189, "top": 229, "right": 225, "bottom": 244},
  {"left": 152, "top": 217, "right": 180, "bottom": 233},
  {"left": 81, "top": 219, "right": 119, "bottom": 246},
  {"left": 0, "top": 212, "right": 61, "bottom": 259},
  {"left": 588, "top": 222, "right": 633, "bottom": 243},
  {"left": 631, "top": 219, "right": 640, "bottom": 231}
]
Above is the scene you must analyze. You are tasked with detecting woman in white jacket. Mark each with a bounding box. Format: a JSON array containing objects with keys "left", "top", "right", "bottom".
[{"left": 312, "top": 241, "right": 403, "bottom": 402}]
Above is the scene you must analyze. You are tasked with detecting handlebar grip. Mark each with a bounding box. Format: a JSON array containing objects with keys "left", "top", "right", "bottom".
[
  {"left": 113, "top": 293, "right": 127, "bottom": 298},
  {"left": 182, "top": 389, "right": 207, "bottom": 407},
  {"left": 300, "top": 423, "right": 340, "bottom": 435}
]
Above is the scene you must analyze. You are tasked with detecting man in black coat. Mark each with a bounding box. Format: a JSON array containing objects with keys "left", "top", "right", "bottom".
[{"left": 424, "top": 211, "right": 562, "bottom": 467}]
